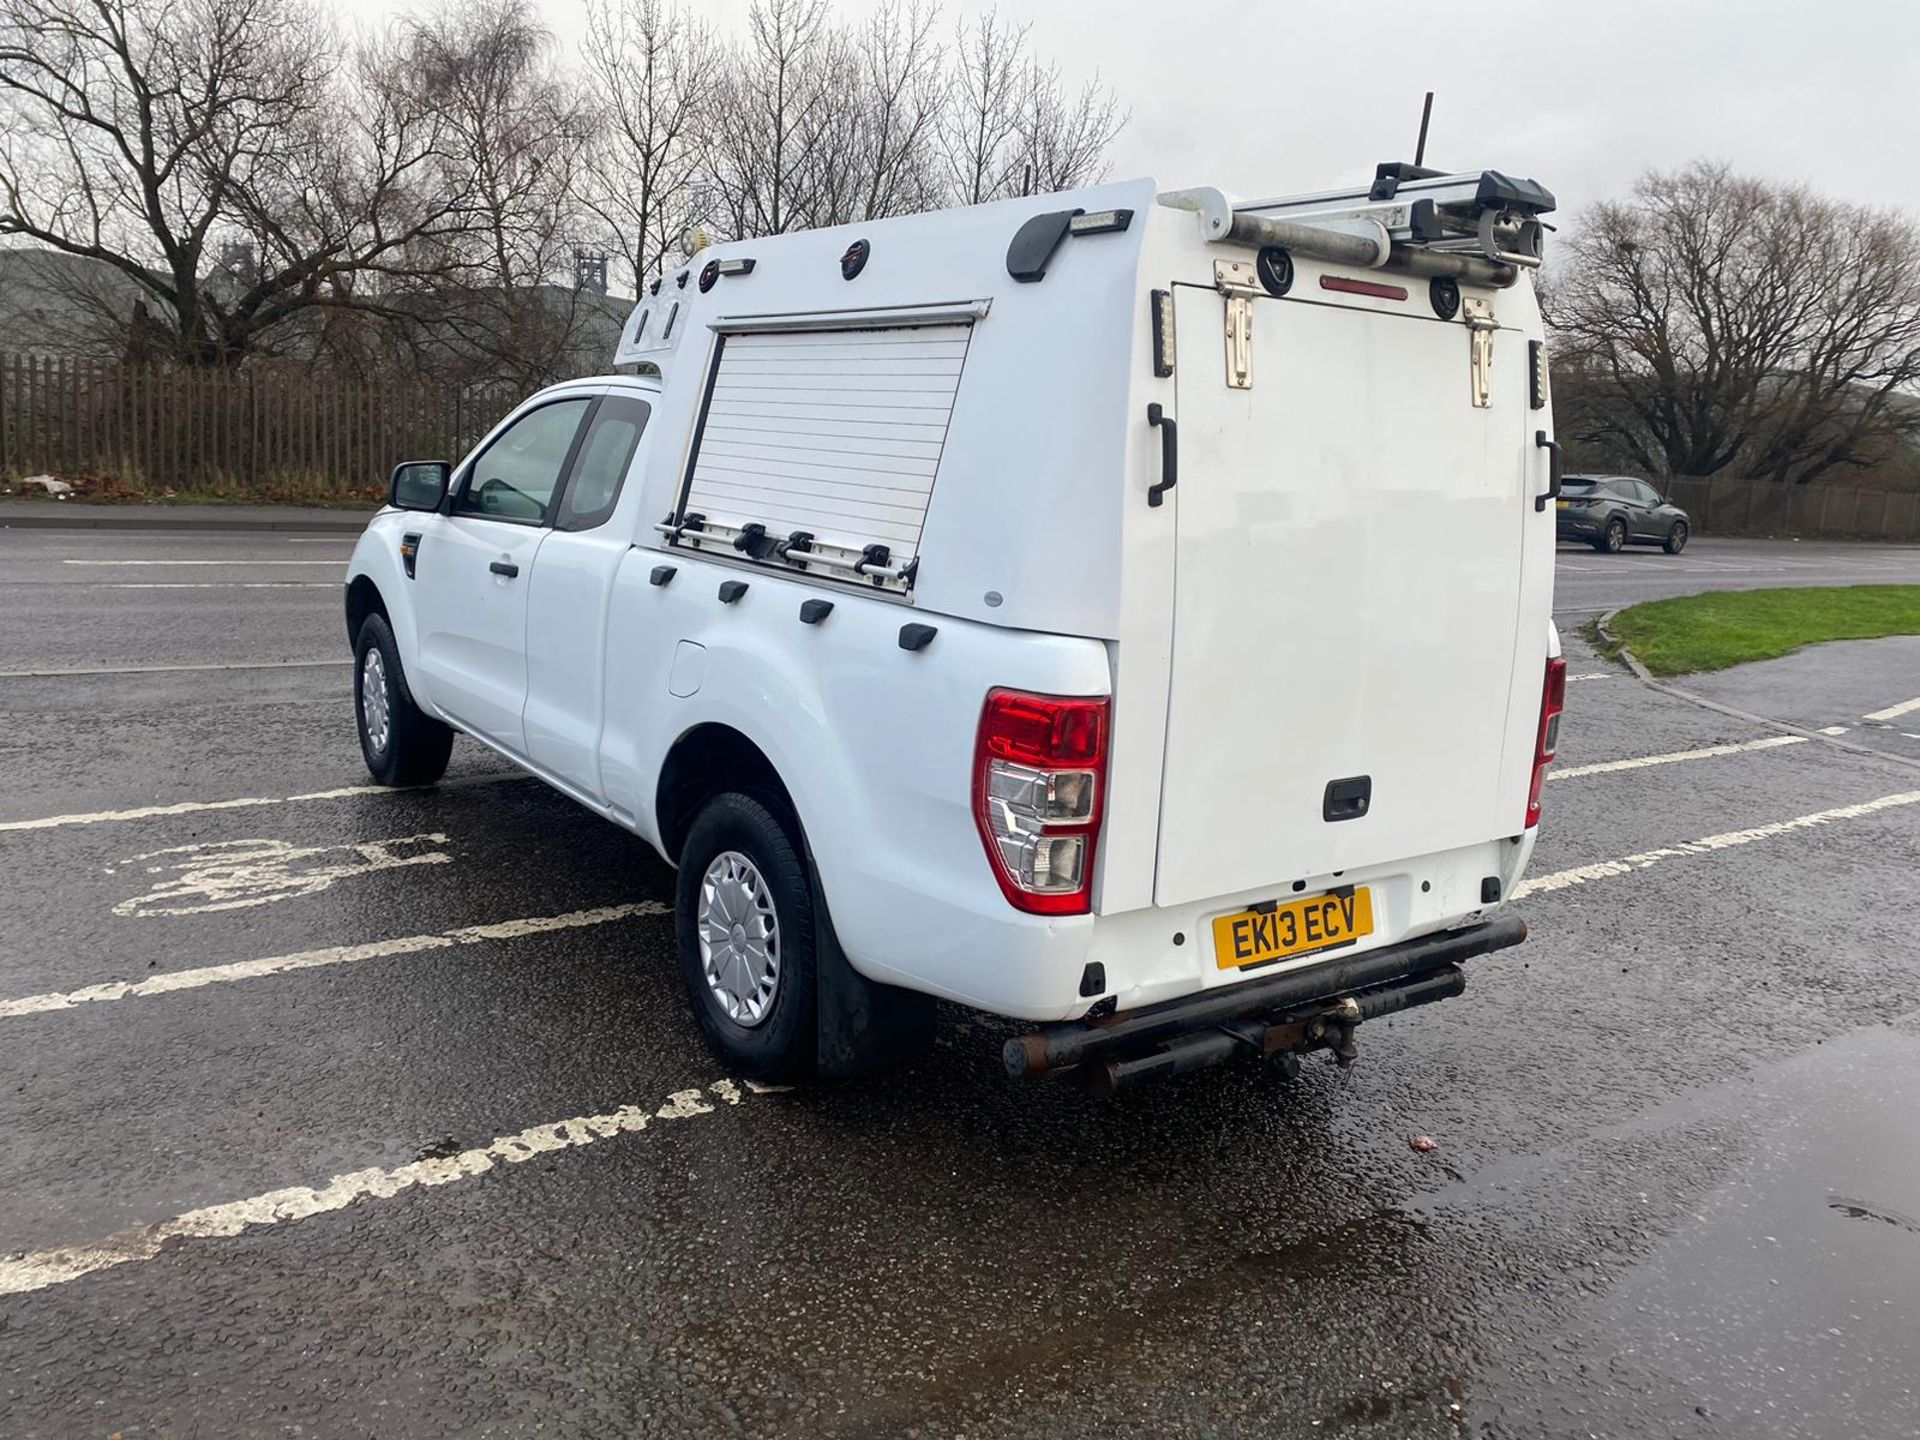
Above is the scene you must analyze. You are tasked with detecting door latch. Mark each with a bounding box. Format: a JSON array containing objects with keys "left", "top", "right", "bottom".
[
  {"left": 1463, "top": 296, "right": 1497, "bottom": 409},
  {"left": 1214, "top": 259, "right": 1259, "bottom": 390}
]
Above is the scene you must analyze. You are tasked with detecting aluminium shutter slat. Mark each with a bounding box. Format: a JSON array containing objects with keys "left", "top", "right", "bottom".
[{"left": 681, "top": 321, "right": 971, "bottom": 563}]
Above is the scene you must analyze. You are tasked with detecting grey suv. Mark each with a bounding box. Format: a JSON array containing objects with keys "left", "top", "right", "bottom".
[{"left": 1556, "top": 475, "right": 1691, "bottom": 554}]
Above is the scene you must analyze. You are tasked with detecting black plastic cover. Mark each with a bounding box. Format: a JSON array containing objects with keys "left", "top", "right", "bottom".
[
  {"left": 1474, "top": 171, "right": 1556, "bottom": 216},
  {"left": 897, "top": 623, "right": 937, "bottom": 651},
  {"left": 1005, "top": 210, "right": 1077, "bottom": 283},
  {"left": 799, "top": 598, "right": 833, "bottom": 625},
  {"left": 718, "top": 580, "right": 748, "bottom": 604}
]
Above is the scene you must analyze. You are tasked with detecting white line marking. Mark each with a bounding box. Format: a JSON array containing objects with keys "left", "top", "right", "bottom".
[
  {"left": 1514, "top": 790, "right": 1920, "bottom": 900},
  {"left": 1549, "top": 734, "right": 1807, "bottom": 781},
  {"left": 1865, "top": 696, "right": 1920, "bottom": 723},
  {"left": 1819, "top": 725, "right": 1850, "bottom": 736},
  {"left": 1564, "top": 672, "right": 1613, "bottom": 683},
  {"left": 0, "top": 1078, "right": 749, "bottom": 1296},
  {"left": 108, "top": 833, "right": 451, "bottom": 916},
  {"left": 62, "top": 559, "right": 343, "bottom": 567},
  {"left": 0, "top": 901, "right": 666, "bottom": 1019},
  {"left": 0, "top": 659, "right": 349, "bottom": 678},
  {"left": 0, "top": 772, "right": 525, "bottom": 833},
  {"left": 284, "top": 538, "right": 357, "bottom": 544},
  {"left": 92, "top": 582, "right": 337, "bottom": 590}
]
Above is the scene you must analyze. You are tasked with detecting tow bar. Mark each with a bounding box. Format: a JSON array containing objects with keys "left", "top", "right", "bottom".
[{"left": 1002, "top": 916, "right": 1527, "bottom": 1096}]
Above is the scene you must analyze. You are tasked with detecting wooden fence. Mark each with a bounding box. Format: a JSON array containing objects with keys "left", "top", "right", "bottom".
[
  {"left": 1662, "top": 474, "right": 1920, "bottom": 543},
  {"left": 0, "top": 355, "right": 520, "bottom": 499}
]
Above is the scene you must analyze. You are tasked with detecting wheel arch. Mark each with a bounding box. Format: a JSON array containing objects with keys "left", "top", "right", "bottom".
[
  {"left": 346, "top": 573, "right": 388, "bottom": 645},
  {"left": 654, "top": 722, "right": 806, "bottom": 865}
]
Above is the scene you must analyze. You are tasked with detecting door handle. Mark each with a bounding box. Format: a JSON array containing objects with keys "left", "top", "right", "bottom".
[
  {"left": 1147, "top": 403, "right": 1177, "bottom": 508},
  {"left": 489, "top": 559, "right": 519, "bottom": 578},
  {"left": 1534, "top": 431, "right": 1562, "bottom": 512}
]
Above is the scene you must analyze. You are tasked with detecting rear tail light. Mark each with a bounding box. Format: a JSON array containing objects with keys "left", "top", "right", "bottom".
[
  {"left": 973, "top": 689, "right": 1109, "bottom": 915},
  {"left": 1524, "top": 656, "right": 1568, "bottom": 829}
]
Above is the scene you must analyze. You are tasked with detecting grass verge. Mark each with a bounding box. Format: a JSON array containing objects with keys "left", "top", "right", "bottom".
[{"left": 1607, "top": 586, "right": 1920, "bottom": 676}]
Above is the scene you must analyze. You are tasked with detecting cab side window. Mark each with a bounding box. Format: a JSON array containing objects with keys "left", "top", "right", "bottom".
[
  {"left": 1633, "top": 481, "right": 1663, "bottom": 505},
  {"left": 557, "top": 396, "right": 651, "bottom": 532},
  {"left": 453, "top": 399, "right": 592, "bottom": 524}
]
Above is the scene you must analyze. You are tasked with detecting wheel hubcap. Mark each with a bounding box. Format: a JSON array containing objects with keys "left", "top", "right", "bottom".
[
  {"left": 361, "top": 649, "right": 391, "bottom": 755},
  {"left": 697, "top": 850, "right": 781, "bottom": 1027}
]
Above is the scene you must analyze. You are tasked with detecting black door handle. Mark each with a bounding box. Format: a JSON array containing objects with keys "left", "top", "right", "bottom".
[
  {"left": 489, "top": 559, "right": 519, "bottom": 578},
  {"left": 1148, "top": 403, "right": 1177, "bottom": 508},
  {"left": 1534, "top": 431, "right": 1562, "bottom": 512}
]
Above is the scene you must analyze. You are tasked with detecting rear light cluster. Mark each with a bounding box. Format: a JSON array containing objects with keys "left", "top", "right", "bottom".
[
  {"left": 973, "top": 689, "right": 1109, "bottom": 915},
  {"left": 1525, "top": 657, "right": 1568, "bottom": 829}
]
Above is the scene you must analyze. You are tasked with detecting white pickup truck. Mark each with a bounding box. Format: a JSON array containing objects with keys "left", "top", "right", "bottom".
[{"left": 345, "top": 163, "right": 1565, "bottom": 1093}]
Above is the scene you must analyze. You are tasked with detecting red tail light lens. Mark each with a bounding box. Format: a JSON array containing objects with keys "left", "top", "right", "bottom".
[
  {"left": 974, "top": 689, "right": 1109, "bottom": 915},
  {"left": 1525, "top": 656, "right": 1568, "bottom": 829}
]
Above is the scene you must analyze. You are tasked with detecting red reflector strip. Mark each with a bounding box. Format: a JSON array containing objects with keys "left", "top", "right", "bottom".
[{"left": 1319, "top": 275, "right": 1408, "bottom": 301}]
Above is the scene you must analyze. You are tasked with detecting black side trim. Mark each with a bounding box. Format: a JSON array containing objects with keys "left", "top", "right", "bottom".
[{"left": 669, "top": 336, "right": 729, "bottom": 533}]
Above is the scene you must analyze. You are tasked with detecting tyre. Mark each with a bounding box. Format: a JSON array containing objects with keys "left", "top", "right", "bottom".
[
  {"left": 1664, "top": 521, "right": 1689, "bottom": 555},
  {"left": 1600, "top": 517, "right": 1628, "bottom": 553},
  {"left": 354, "top": 612, "right": 454, "bottom": 786},
  {"left": 675, "top": 792, "right": 817, "bottom": 1081}
]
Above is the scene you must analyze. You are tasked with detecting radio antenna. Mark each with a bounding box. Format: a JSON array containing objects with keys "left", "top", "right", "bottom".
[{"left": 1414, "top": 91, "right": 1434, "bottom": 167}]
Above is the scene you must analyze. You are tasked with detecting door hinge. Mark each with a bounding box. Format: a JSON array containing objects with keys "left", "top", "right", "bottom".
[
  {"left": 1214, "top": 259, "right": 1259, "bottom": 390},
  {"left": 1463, "top": 296, "right": 1497, "bottom": 409}
]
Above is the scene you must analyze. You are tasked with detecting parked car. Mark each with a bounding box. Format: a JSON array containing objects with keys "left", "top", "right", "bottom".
[
  {"left": 344, "top": 163, "right": 1565, "bottom": 1093},
  {"left": 1557, "top": 474, "right": 1690, "bottom": 553}
]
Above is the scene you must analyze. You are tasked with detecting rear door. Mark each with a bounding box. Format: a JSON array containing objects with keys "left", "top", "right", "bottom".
[{"left": 1153, "top": 283, "right": 1532, "bottom": 907}]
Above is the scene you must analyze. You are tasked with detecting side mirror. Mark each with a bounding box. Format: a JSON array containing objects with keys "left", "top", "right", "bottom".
[{"left": 389, "top": 460, "right": 450, "bottom": 512}]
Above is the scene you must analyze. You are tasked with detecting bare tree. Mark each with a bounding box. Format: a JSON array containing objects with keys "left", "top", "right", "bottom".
[
  {"left": 1547, "top": 162, "right": 1920, "bottom": 485},
  {"left": 705, "top": 0, "right": 839, "bottom": 239},
  {"left": 0, "top": 0, "right": 473, "bottom": 366},
  {"left": 387, "top": 0, "right": 599, "bottom": 390},
  {"left": 578, "top": 0, "right": 714, "bottom": 293},
  {"left": 935, "top": 10, "right": 1122, "bottom": 205}
]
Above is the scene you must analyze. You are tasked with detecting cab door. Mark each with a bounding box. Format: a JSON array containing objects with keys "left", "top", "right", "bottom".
[
  {"left": 522, "top": 393, "right": 653, "bottom": 800},
  {"left": 412, "top": 395, "right": 596, "bottom": 755}
]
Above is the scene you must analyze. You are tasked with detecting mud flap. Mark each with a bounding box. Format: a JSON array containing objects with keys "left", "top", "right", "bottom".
[{"left": 809, "top": 871, "right": 936, "bottom": 1078}]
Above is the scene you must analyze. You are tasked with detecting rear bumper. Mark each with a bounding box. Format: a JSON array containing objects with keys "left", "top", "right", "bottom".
[
  {"left": 1556, "top": 515, "right": 1600, "bottom": 540},
  {"left": 1004, "top": 915, "right": 1526, "bottom": 1092}
]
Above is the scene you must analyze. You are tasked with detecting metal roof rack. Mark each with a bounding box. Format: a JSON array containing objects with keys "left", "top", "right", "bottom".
[{"left": 1160, "top": 165, "right": 1555, "bottom": 290}]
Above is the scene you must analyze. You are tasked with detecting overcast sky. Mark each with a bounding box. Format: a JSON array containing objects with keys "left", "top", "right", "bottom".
[{"left": 342, "top": 0, "right": 1920, "bottom": 221}]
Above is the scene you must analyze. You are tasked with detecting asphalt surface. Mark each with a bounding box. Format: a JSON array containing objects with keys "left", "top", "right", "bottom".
[
  {"left": 1553, "top": 535, "right": 1920, "bottom": 615},
  {"left": 2, "top": 527, "right": 1919, "bottom": 1438}
]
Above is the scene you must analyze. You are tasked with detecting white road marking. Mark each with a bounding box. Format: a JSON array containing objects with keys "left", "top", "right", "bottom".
[
  {"left": 108, "top": 833, "right": 451, "bottom": 917},
  {"left": 62, "top": 559, "right": 344, "bottom": 567},
  {"left": 0, "top": 659, "right": 349, "bottom": 678},
  {"left": 284, "top": 538, "right": 357, "bottom": 544},
  {"left": 93, "top": 582, "right": 337, "bottom": 590},
  {"left": 1819, "top": 725, "right": 1850, "bottom": 736},
  {"left": 1865, "top": 696, "right": 1920, "bottom": 723},
  {"left": 1514, "top": 789, "right": 1920, "bottom": 900},
  {"left": 0, "top": 901, "right": 666, "bottom": 1019},
  {"left": 0, "top": 1079, "right": 751, "bottom": 1297},
  {"left": 1564, "top": 672, "right": 1613, "bottom": 683},
  {"left": 1549, "top": 734, "right": 1808, "bottom": 781},
  {"left": 0, "top": 772, "right": 526, "bottom": 834}
]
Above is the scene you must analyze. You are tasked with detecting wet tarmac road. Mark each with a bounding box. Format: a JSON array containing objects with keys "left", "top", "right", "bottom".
[{"left": 3, "top": 527, "right": 1920, "bottom": 1438}]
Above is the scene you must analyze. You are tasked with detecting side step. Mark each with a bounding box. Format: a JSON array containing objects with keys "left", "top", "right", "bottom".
[{"left": 1002, "top": 916, "right": 1527, "bottom": 1094}]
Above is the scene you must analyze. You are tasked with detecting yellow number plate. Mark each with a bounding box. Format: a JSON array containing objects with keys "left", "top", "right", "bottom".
[
  {"left": 1212, "top": 887, "right": 1375, "bottom": 970},
  {"left": 1556, "top": 499, "right": 1570, "bottom": 509}
]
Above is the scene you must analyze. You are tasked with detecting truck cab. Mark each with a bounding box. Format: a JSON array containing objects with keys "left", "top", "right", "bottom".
[{"left": 345, "top": 163, "right": 1565, "bottom": 1093}]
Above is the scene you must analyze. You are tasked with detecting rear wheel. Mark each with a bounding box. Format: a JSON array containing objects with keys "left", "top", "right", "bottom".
[
  {"left": 354, "top": 613, "right": 454, "bottom": 786},
  {"left": 1664, "top": 521, "right": 1690, "bottom": 555},
  {"left": 1596, "top": 517, "right": 1628, "bottom": 553},
  {"left": 675, "top": 792, "right": 817, "bottom": 1081}
]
